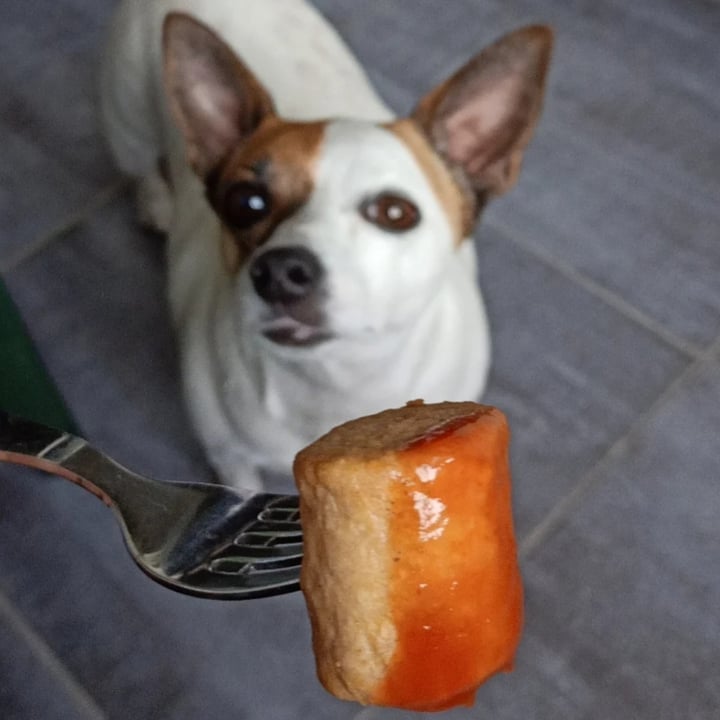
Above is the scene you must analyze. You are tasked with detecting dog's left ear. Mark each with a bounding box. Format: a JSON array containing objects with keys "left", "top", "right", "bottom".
[
  {"left": 412, "top": 25, "right": 553, "bottom": 200},
  {"left": 163, "top": 12, "right": 276, "bottom": 178}
]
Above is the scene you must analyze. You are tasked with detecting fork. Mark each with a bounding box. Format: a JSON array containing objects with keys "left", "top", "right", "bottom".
[{"left": 0, "top": 411, "right": 302, "bottom": 600}]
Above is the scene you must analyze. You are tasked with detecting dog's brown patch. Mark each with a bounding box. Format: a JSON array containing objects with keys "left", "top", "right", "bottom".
[
  {"left": 387, "top": 119, "right": 475, "bottom": 243},
  {"left": 206, "top": 118, "right": 326, "bottom": 272}
]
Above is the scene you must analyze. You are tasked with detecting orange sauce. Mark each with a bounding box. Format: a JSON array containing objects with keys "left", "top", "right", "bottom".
[{"left": 372, "top": 410, "right": 523, "bottom": 711}]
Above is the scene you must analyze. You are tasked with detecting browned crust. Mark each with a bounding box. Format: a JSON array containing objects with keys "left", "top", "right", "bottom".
[{"left": 296, "top": 400, "right": 490, "bottom": 462}]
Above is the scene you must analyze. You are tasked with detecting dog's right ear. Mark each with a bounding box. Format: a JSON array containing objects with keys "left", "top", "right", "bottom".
[{"left": 162, "top": 12, "right": 276, "bottom": 178}]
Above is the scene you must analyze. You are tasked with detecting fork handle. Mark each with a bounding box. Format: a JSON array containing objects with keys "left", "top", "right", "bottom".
[
  {"left": 0, "top": 411, "right": 82, "bottom": 458},
  {"left": 0, "top": 411, "right": 114, "bottom": 505}
]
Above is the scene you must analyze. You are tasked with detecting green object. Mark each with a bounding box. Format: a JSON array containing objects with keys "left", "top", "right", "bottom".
[{"left": 0, "top": 280, "right": 75, "bottom": 431}]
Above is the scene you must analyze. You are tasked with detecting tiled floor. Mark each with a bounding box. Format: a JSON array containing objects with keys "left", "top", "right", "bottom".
[{"left": 1, "top": 1, "right": 718, "bottom": 718}]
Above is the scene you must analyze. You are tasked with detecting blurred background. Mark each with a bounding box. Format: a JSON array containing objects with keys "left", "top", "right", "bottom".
[{"left": 1, "top": 0, "right": 718, "bottom": 718}]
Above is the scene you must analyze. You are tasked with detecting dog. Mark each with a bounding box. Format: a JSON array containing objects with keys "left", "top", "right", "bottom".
[{"left": 100, "top": 0, "right": 552, "bottom": 489}]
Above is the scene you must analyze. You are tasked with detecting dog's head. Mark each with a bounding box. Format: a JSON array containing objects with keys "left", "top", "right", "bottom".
[{"left": 163, "top": 14, "right": 552, "bottom": 351}]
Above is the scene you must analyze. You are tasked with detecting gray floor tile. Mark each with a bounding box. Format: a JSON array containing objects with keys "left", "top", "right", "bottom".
[
  {"left": 0, "top": 131, "right": 105, "bottom": 269},
  {"left": 0, "top": 0, "right": 117, "bottom": 262},
  {"left": 516, "top": 0, "right": 720, "bottom": 195},
  {"left": 492, "top": 122, "right": 720, "bottom": 350},
  {"left": 0, "top": 597, "right": 103, "bottom": 720},
  {"left": 478, "top": 225, "right": 691, "bottom": 537},
  {"left": 473, "top": 358, "right": 720, "bottom": 719},
  {"left": 310, "top": 0, "right": 509, "bottom": 114},
  {"left": 0, "top": 470, "right": 188, "bottom": 719},
  {"left": 2, "top": 192, "right": 211, "bottom": 485},
  {"left": 486, "top": 0, "right": 720, "bottom": 349}
]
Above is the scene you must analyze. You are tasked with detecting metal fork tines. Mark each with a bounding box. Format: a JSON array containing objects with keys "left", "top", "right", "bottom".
[
  {"left": 0, "top": 411, "right": 303, "bottom": 600},
  {"left": 201, "top": 496, "right": 303, "bottom": 589}
]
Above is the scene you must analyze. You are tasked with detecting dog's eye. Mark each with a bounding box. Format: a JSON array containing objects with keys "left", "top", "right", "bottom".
[
  {"left": 360, "top": 193, "right": 420, "bottom": 233},
  {"left": 223, "top": 181, "right": 272, "bottom": 229}
]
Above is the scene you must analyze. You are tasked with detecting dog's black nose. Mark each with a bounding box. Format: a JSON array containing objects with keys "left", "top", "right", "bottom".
[{"left": 249, "top": 247, "right": 324, "bottom": 304}]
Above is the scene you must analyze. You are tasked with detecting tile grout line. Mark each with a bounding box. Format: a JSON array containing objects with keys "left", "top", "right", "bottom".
[
  {"left": 519, "top": 337, "right": 720, "bottom": 558},
  {"left": 483, "top": 218, "right": 706, "bottom": 361},
  {"left": 0, "top": 588, "right": 108, "bottom": 720},
  {"left": 0, "top": 179, "right": 131, "bottom": 276}
]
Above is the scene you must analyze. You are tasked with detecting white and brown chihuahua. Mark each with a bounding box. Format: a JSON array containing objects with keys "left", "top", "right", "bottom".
[{"left": 100, "top": 0, "right": 552, "bottom": 489}]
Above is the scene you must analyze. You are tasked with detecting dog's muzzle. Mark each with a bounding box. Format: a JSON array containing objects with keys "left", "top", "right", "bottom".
[{"left": 249, "top": 246, "right": 331, "bottom": 347}]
